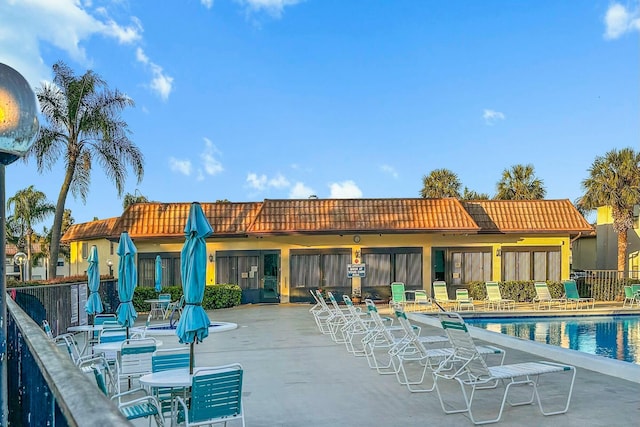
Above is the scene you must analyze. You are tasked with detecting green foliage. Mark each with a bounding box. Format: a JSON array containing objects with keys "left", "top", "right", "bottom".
[
  {"left": 467, "top": 281, "right": 564, "bottom": 302},
  {"left": 131, "top": 284, "right": 241, "bottom": 312}
]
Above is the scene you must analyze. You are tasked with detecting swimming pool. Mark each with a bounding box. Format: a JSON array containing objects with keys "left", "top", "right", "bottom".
[{"left": 466, "top": 315, "right": 640, "bottom": 365}]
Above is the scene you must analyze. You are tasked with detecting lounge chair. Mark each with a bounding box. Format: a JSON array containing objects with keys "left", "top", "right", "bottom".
[
  {"left": 412, "top": 290, "right": 433, "bottom": 312},
  {"left": 455, "top": 288, "right": 475, "bottom": 311},
  {"left": 434, "top": 312, "right": 576, "bottom": 425},
  {"left": 389, "top": 282, "right": 407, "bottom": 309},
  {"left": 563, "top": 280, "right": 595, "bottom": 309},
  {"left": 389, "top": 306, "right": 504, "bottom": 393},
  {"left": 309, "top": 289, "right": 333, "bottom": 335},
  {"left": 533, "top": 282, "right": 566, "bottom": 310},
  {"left": 483, "top": 282, "right": 515, "bottom": 311},
  {"left": 432, "top": 281, "right": 457, "bottom": 310},
  {"left": 623, "top": 285, "right": 639, "bottom": 308},
  {"left": 362, "top": 299, "right": 410, "bottom": 374},
  {"left": 341, "top": 295, "right": 375, "bottom": 356},
  {"left": 172, "top": 364, "right": 245, "bottom": 427}
]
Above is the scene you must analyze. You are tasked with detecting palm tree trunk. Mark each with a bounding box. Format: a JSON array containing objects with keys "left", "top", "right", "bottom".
[
  {"left": 617, "top": 230, "right": 627, "bottom": 278},
  {"left": 26, "top": 229, "right": 32, "bottom": 281},
  {"left": 48, "top": 162, "right": 75, "bottom": 280}
]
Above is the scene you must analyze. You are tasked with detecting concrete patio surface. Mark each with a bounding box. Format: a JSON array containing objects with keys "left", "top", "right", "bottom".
[{"left": 131, "top": 303, "right": 640, "bottom": 427}]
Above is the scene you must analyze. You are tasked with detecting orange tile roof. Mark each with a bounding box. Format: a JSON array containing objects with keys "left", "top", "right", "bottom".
[
  {"left": 462, "top": 199, "right": 594, "bottom": 233},
  {"left": 61, "top": 217, "right": 118, "bottom": 243},
  {"left": 249, "top": 198, "right": 479, "bottom": 234},
  {"left": 60, "top": 198, "right": 594, "bottom": 242},
  {"left": 5, "top": 243, "right": 43, "bottom": 256},
  {"left": 109, "top": 202, "right": 263, "bottom": 239}
]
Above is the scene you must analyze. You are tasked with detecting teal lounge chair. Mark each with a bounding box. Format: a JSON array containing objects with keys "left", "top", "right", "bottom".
[
  {"left": 563, "top": 280, "right": 595, "bottom": 309},
  {"left": 389, "top": 282, "right": 407, "bottom": 308}
]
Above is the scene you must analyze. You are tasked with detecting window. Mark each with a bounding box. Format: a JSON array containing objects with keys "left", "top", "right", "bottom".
[
  {"left": 361, "top": 247, "right": 422, "bottom": 288},
  {"left": 138, "top": 253, "right": 181, "bottom": 287},
  {"left": 81, "top": 242, "right": 88, "bottom": 259},
  {"left": 110, "top": 241, "right": 114, "bottom": 255},
  {"left": 290, "top": 249, "right": 351, "bottom": 288},
  {"left": 502, "top": 247, "right": 560, "bottom": 282}
]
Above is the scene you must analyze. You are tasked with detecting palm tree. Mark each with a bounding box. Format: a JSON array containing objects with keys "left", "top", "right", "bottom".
[
  {"left": 123, "top": 191, "right": 149, "bottom": 210},
  {"left": 461, "top": 187, "right": 490, "bottom": 200},
  {"left": 7, "top": 186, "right": 55, "bottom": 280},
  {"left": 420, "top": 169, "right": 461, "bottom": 198},
  {"left": 28, "top": 61, "right": 144, "bottom": 279},
  {"left": 495, "top": 164, "right": 546, "bottom": 200},
  {"left": 579, "top": 148, "right": 640, "bottom": 273}
]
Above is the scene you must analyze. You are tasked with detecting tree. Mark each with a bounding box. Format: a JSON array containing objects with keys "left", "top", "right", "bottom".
[
  {"left": 123, "top": 190, "right": 149, "bottom": 210},
  {"left": 579, "top": 148, "right": 640, "bottom": 273},
  {"left": 461, "top": 187, "right": 490, "bottom": 200},
  {"left": 420, "top": 169, "right": 461, "bottom": 198},
  {"left": 28, "top": 61, "right": 144, "bottom": 279},
  {"left": 495, "top": 164, "right": 546, "bottom": 200},
  {"left": 7, "top": 185, "right": 55, "bottom": 280}
]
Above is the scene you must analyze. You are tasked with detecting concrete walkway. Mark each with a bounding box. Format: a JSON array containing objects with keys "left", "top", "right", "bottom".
[{"left": 138, "top": 303, "right": 639, "bottom": 427}]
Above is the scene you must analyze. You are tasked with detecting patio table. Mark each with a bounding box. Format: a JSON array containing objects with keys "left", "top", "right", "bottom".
[{"left": 67, "top": 324, "right": 107, "bottom": 355}]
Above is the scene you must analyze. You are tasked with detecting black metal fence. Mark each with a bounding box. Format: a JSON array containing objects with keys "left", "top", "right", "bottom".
[
  {"left": 576, "top": 270, "right": 640, "bottom": 300},
  {"left": 6, "top": 295, "right": 129, "bottom": 426},
  {"left": 9, "top": 280, "right": 119, "bottom": 336}
]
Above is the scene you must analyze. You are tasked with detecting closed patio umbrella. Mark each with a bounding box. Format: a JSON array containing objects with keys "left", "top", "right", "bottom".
[
  {"left": 176, "top": 202, "right": 213, "bottom": 373},
  {"left": 154, "top": 255, "right": 162, "bottom": 292},
  {"left": 116, "top": 231, "right": 138, "bottom": 336},
  {"left": 85, "top": 245, "right": 104, "bottom": 316}
]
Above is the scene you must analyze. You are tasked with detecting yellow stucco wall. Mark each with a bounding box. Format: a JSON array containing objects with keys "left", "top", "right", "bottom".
[{"left": 68, "top": 239, "right": 117, "bottom": 277}]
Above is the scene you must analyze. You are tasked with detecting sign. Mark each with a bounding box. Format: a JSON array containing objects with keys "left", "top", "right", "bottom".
[{"left": 347, "top": 264, "right": 366, "bottom": 278}]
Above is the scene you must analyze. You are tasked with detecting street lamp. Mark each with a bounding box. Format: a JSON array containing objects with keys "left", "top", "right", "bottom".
[
  {"left": 107, "top": 259, "right": 113, "bottom": 277},
  {"left": 12, "top": 252, "right": 26, "bottom": 282},
  {"left": 0, "top": 63, "right": 39, "bottom": 424}
]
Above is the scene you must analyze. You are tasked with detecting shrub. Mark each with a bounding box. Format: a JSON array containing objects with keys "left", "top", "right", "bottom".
[
  {"left": 132, "top": 283, "right": 241, "bottom": 312},
  {"left": 468, "top": 280, "right": 564, "bottom": 303}
]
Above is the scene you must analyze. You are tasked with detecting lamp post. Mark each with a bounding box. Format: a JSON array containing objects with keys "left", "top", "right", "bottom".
[
  {"left": 0, "top": 63, "right": 39, "bottom": 425},
  {"left": 107, "top": 259, "right": 113, "bottom": 277}
]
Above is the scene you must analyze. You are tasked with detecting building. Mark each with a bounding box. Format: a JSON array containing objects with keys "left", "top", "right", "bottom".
[
  {"left": 61, "top": 198, "right": 593, "bottom": 303},
  {"left": 4, "top": 242, "right": 69, "bottom": 281},
  {"left": 594, "top": 205, "right": 640, "bottom": 271}
]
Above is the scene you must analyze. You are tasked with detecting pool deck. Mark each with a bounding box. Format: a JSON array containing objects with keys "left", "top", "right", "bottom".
[{"left": 129, "top": 302, "right": 639, "bottom": 426}]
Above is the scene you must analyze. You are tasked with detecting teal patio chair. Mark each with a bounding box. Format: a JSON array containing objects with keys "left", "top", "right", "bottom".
[
  {"left": 172, "top": 364, "right": 245, "bottom": 427},
  {"left": 151, "top": 347, "right": 191, "bottom": 418},
  {"left": 563, "top": 280, "right": 595, "bottom": 309},
  {"left": 623, "top": 285, "right": 639, "bottom": 308}
]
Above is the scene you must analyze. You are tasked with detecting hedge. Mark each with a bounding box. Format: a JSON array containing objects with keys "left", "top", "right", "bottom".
[
  {"left": 467, "top": 281, "right": 564, "bottom": 303},
  {"left": 132, "top": 284, "right": 242, "bottom": 312}
]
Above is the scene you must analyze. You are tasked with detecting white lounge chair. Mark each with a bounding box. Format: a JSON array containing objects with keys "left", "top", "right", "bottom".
[
  {"left": 483, "top": 282, "right": 515, "bottom": 311},
  {"left": 533, "top": 282, "right": 566, "bottom": 310},
  {"left": 455, "top": 288, "right": 475, "bottom": 311},
  {"left": 432, "top": 281, "right": 457, "bottom": 310},
  {"left": 434, "top": 312, "right": 576, "bottom": 425}
]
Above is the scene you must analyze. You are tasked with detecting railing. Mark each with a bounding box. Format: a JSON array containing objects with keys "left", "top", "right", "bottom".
[
  {"left": 6, "top": 295, "right": 129, "bottom": 425},
  {"left": 9, "top": 280, "right": 119, "bottom": 336},
  {"left": 578, "top": 270, "right": 640, "bottom": 300}
]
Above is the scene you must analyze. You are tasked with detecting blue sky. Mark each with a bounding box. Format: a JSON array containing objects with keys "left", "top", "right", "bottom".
[{"left": 1, "top": 0, "right": 638, "bottom": 226}]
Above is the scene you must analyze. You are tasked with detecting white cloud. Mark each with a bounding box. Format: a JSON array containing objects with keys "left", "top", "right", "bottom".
[
  {"left": 604, "top": 3, "right": 640, "bottom": 39},
  {"left": 201, "top": 0, "right": 214, "bottom": 9},
  {"left": 483, "top": 109, "right": 506, "bottom": 125},
  {"left": 0, "top": 1, "right": 169, "bottom": 100},
  {"left": 169, "top": 157, "right": 192, "bottom": 176},
  {"left": 235, "top": 0, "right": 303, "bottom": 17},
  {"left": 246, "top": 172, "right": 290, "bottom": 190},
  {"left": 247, "top": 173, "right": 268, "bottom": 190},
  {"left": 380, "top": 165, "right": 398, "bottom": 179},
  {"left": 200, "top": 138, "right": 224, "bottom": 175},
  {"left": 289, "top": 182, "right": 315, "bottom": 199},
  {"left": 136, "top": 47, "right": 174, "bottom": 101},
  {"left": 329, "top": 180, "right": 362, "bottom": 198}
]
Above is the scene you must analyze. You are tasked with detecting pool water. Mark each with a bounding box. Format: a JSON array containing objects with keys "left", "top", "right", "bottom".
[{"left": 466, "top": 316, "right": 640, "bottom": 364}]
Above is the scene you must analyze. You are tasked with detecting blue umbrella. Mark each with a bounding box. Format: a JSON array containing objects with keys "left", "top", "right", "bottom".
[
  {"left": 154, "top": 255, "right": 162, "bottom": 292},
  {"left": 116, "top": 231, "right": 138, "bottom": 333},
  {"left": 176, "top": 202, "right": 213, "bottom": 373},
  {"left": 85, "top": 245, "right": 104, "bottom": 315}
]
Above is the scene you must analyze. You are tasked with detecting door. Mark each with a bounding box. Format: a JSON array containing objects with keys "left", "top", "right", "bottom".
[{"left": 261, "top": 251, "right": 280, "bottom": 303}]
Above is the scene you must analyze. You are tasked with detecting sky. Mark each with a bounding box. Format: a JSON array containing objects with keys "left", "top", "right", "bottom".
[{"left": 0, "top": 0, "right": 638, "bottom": 228}]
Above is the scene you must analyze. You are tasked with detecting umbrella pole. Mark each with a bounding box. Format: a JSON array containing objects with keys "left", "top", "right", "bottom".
[{"left": 190, "top": 343, "right": 194, "bottom": 375}]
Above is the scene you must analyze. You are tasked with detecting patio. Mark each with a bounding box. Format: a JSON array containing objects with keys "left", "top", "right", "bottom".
[{"left": 126, "top": 303, "right": 639, "bottom": 426}]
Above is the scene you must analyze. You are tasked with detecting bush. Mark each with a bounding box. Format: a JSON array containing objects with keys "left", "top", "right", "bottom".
[
  {"left": 467, "top": 280, "right": 564, "bottom": 303},
  {"left": 132, "top": 283, "right": 241, "bottom": 312}
]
